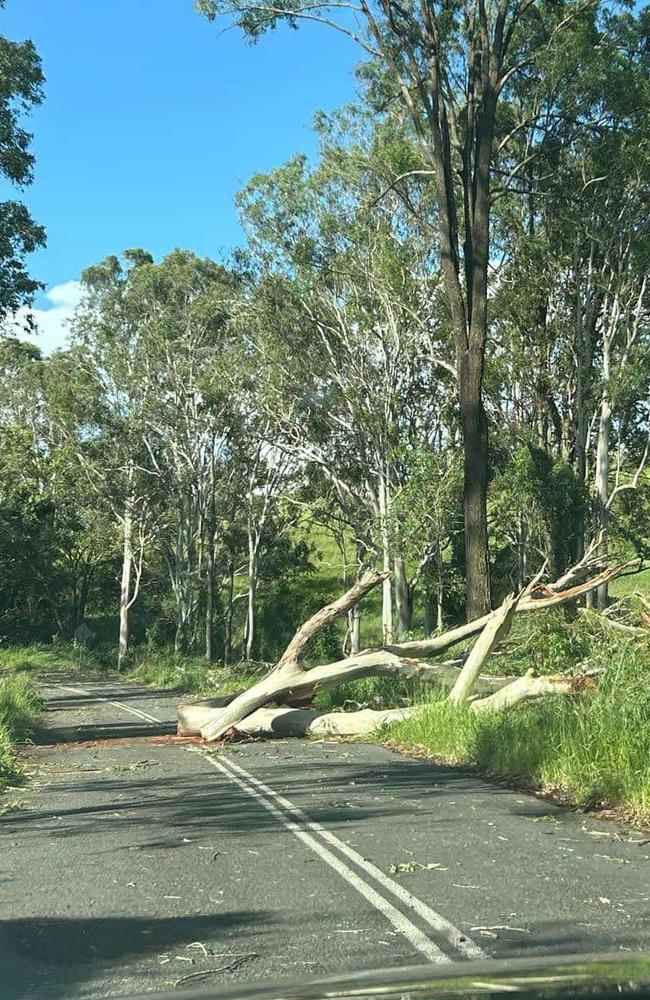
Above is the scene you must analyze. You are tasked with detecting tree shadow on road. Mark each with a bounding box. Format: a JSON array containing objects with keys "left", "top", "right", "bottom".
[{"left": 0, "top": 909, "right": 273, "bottom": 1000}]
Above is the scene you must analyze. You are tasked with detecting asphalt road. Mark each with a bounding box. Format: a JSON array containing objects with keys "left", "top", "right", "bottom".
[{"left": 1, "top": 675, "right": 649, "bottom": 999}]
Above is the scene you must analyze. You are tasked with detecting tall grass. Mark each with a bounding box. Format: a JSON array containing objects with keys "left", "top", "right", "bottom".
[
  {"left": 0, "top": 642, "right": 104, "bottom": 673},
  {"left": 388, "top": 636, "right": 650, "bottom": 823},
  {"left": 0, "top": 673, "right": 41, "bottom": 788},
  {"left": 129, "top": 648, "right": 266, "bottom": 695}
]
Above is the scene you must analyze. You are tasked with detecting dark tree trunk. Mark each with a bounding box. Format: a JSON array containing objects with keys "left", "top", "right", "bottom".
[{"left": 459, "top": 366, "right": 491, "bottom": 620}]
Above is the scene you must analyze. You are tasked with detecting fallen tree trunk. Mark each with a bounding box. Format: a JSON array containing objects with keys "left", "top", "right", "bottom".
[
  {"left": 470, "top": 669, "right": 599, "bottom": 713},
  {"left": 179, "top": 661, "right": 513, "bottom": 737},
  {"left": 191, "top": 562, "right": 625, "bottom": 741},
  {"left": 448, "top": 592, "right": 519, "bottom": 704},
  {"left": 179, "top": 704, "right": 415, "bottom": 738}
]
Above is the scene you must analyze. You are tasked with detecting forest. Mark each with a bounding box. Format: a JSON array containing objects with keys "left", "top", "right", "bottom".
[{"left": 1, "top": 0, "right": 650, "bottom": 817}]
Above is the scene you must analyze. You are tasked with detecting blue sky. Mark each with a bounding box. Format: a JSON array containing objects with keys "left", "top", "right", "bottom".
[{"left": 2, "top": 0, "right": 359, "bottom": 349}]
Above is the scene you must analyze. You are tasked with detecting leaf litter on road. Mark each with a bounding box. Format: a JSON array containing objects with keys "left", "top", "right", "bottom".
[{"left": 389, "top": 860, "right": 448, "bottom": 874}]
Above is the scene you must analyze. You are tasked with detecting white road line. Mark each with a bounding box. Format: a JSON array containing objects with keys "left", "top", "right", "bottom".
[
  {"left": 221, "top": 754, "right": 485, "bottom": 962},
  {"left": 202, "top": 753, "right": 450, "bottom": 964},
  {"left": 55, "top": 684, "right": 161, "bottom": 725},
  {"left": 54, "top": 680, "right": 483, "bottom": 963}
]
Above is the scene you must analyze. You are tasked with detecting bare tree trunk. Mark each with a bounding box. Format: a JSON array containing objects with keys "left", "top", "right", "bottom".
[
  {"left": 423, "top": 589, "right": 434, "bottom": 635},
  {"left": 394, "top": 554, "right": 412, "bottom": 639},
  {"left": 174, "top": 622, "right": 184, "bottom": 654},
  {"left": 224, "top": 556, "right": 235, "bottom": 665},
  {"left": 205, "top": 461, "right": 216, "bottom": 664},
  {"left": 350, "top": 602, "right": 361, "bottom": 654},
  {"left": 118, "top": 500, "right": 133, "bottom": 669},
  {"left": 205, "top": 535, "right": 215, "bottom": 664},
  {"left": 245, "top": 521, "right": 258, "bottom": 661},
  {"left": 76, "top": 572, "right": 91, "bottom": 628},
  {"left": 448, "top": 593, "right": 519, "bottom": 704},
  {"left": 378, "top": 470, "right": 393, "bottom": 643},
  {"left": 595, "top": 343, "right": 612, "bottom": 611}
]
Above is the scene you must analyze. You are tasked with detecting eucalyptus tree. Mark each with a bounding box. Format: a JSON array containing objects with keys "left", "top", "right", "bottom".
[
  {"left": 0, "top": 6, "right": 45, "bottom": 324},
  {"left": 198, "top": 0, "right": 602, "bottom": 619},
  {"left": 69, "top": 250, "right": 163, "bottom": 665},
  {"left": 0, "top": 339, "right": 115, "bottom": 636},
  {"left": 122, "top": 251, "right": 238, "bottom": 654},
  {"left": 489, "top": 7, "right": 650, "bottom": 599},
  {"left": 238, "top": 125, "right": 451, "bottom": 640}
]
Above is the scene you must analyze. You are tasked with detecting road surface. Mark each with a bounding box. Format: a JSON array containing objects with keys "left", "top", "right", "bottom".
[{"left": 1, "top": 673, "right": 649, "bottom": 998}]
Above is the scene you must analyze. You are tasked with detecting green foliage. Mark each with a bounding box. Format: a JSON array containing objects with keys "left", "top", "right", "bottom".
[
  {"left": 0, "top": 25, "right": 46, "bottom": 319},
  {"left": 493, "top": 608, "right": 594, "bottom": 676},
  {"left": 0, "top": 672, "right": 40, "bottom": 789},
  {"left": 389, "top": 636, "right": 650, "bottom": 823},
  {"left": 316, "top": 674, "right": 429, "bottom": 712},
  {"left": 491, "top": 444, "right": 586, "bottom": 582}
]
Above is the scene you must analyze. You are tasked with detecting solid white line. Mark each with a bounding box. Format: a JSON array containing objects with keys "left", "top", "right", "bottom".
[
  {"left": 222, "top": 754, "right": 485, "bottom": 961},
  {"left": 57, "top": 680, "right": 482, "bottom": 962},
  {"left": 55, "top": 684, "right": 162, "bottom": 725},
  {"left": 202, "top": 753, "right": 450, "bottom": 964}
]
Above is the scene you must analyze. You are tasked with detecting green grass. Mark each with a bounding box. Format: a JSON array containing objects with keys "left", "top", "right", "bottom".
[
  {"left": 388, "top": 635, "right": 650, "bottom": 824},
  {"left": 0, "top": 672, "right": 41, "bottom": 789},
  {"left": 609, "top": 565, "right": 650, "bottom": 599},
  {"left": 0, "top": 641, "right": 105, "bottom": 674},
  {"left": 128, "top": 648, "right": 266, "bottom": 695}
]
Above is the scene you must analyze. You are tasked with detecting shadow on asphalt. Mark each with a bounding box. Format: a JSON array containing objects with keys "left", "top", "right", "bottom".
[
  {"left": 33, "top": 721, "right": 178, "bottom": 744},
  {"left": 0, "top": 757, "right": 515, "bottom": 843},
  {"left": 2, "top": 910, "right": 271, "bottom": 964},
  {"left": 0, "top": 910, "right": 274, "bottom": 1000}
]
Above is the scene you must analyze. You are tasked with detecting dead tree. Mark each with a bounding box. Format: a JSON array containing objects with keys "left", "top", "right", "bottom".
[{"left": 179, "top": 561, "right": 627, "bottom": 740}]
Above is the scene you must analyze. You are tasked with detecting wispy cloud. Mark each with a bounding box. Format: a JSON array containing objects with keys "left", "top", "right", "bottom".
[{"left": 9, "top": 280, "right": 84, "bottom": 355}]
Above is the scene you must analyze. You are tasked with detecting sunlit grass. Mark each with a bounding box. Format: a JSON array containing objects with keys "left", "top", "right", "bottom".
[
  {"left": 0, "top": 673, "right": 41, "bottom": 789},
  {"left": 128, "top": 648, "right": 267, "bottom": 695},
  {"left": 0, "top": 642, "right": 101, "bottom": 673},
  {"left": 388, "top": 636, "right": 650, "bottom": 823}
]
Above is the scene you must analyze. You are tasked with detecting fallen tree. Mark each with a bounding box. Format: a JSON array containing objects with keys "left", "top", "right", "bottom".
[{"left": 178, "top": 561, "right": 629, "bottom": 741}]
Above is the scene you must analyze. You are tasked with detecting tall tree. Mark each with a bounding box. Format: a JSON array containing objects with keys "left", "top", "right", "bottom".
[
  {"left": 198, "top": 0, "right": 596, "bottom": 619},
  {"left": 0, "top": 6, "right": 45, "bottom": 324}
]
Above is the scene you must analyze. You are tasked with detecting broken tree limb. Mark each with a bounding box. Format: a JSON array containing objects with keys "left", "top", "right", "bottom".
[
  {"left": 200, "top": 571, "right": 388, "bottom": 741},
  {"left": 197, "top": 650, "right": 461, "bottom": 740},
  {"left": 469, "top": 670, "right": 598, "bottom": 713},
  {"left": 180, "top": 704, "right": 415, "bottom": 738},
  {"left": 448, "top": 592, "right": 520, "bottom": 704},
  {"left": 190, "top": 561, "right": 626, "bottom": 742},
  {"left": 383, "top": 563, "right": 625, "bottom": 659},
  {"left": 179, "top": 660, "right": 513, "bottom": 736},
  {"left": 274, "top": 569, "right": 387, "bottom": 671}
]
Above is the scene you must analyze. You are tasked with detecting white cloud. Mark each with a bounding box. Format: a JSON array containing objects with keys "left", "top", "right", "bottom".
[{"left": 9, "top": 280, "right": 84, "bottom": 356}]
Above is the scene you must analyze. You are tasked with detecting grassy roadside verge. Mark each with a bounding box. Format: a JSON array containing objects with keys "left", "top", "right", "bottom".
[
  {"left": 127, "top": 650, "right": 267, "bottom": 696},
  {"left": 385, "top": 637, "right": 650, "bottom": 826},
  {"left": 0, "top": 673, "right": 41, "bottom": 790},
  {"left": 1, "top": 609, "right": 648, "bottom": 825}
]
